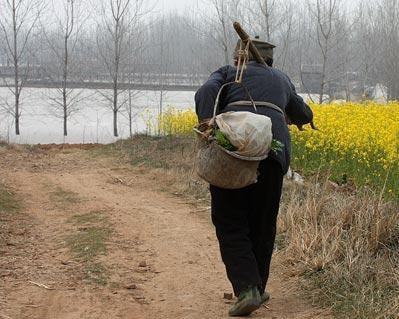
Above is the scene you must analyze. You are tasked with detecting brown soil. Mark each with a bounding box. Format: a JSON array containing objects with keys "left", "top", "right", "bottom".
[{"left": 0, "top": 146, "right": 331, "bottom": 319}]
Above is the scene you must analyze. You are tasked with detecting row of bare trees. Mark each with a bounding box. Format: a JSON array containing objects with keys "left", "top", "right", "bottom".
[
  {"left": 204, "top": 0, "right": 399, "bottom": 102},
  {"left": 0, "top": 0, "right": 43, "bottom": 135},
  {"left": 1, "top": 0, "right": 399, "bottom": 137},
  {"left": 0, "top": 0, "right": 147, "bottom": 137}
]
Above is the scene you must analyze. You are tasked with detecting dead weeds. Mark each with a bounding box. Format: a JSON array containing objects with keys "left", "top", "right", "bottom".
[{"left": 279, "top": 178, "right": 399, "bottom": 319}]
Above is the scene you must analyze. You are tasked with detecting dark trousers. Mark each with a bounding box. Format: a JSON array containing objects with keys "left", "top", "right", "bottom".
[{"left": 210, "top": 158, "right": 284, "bottom": 296}]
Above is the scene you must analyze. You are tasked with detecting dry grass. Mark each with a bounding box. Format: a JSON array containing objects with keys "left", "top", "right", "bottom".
[
  {"left": 0, "top": 183, "right": 21, "bottom": 247},
  {"left": 279, "top": 178, "right": 399, "bottom": 318},
  {"left": 51, "top": 188, "right": 81, "bottom": 206},
  {"left": 0, "top": 183, "right": 20, "bottom": 214},
  {"left": 66, "top": 209, "right": 112, "bottom": 285},
  {"left": 98, "top": 135, "right": 399, "bottom": 319}
]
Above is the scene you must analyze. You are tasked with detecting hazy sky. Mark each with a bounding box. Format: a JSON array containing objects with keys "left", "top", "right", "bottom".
[
  {"left": 156, "top": 0, "right": 200, "bottom": 13},
  {"left": 156, "top": 0, "right": 362, "bottom": 12}
]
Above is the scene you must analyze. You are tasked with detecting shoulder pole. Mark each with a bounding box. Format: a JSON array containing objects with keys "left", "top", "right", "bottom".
[
  {"left": 233, "top": 22, "right": 267, "bottom": 66},
  {"left": 233, "top": 22, "right": 318, "bottom": 130}
]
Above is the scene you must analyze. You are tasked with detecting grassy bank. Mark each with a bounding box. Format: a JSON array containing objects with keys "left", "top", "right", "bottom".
[
  {"left": 95, "top": 135, "right": 209, "bottom": 200},
  {"left": 102, "top": 135, "right": 398, "bottom": 319}
]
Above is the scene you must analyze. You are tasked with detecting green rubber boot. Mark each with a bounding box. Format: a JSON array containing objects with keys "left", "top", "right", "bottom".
[
  {"left": 260, "top": 291, "right": 270, "bottom": 304},
  {"left": 228, "top": 287, "right": 261, "bottom": 317}
]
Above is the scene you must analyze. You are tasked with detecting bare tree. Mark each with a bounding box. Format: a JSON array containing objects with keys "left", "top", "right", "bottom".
[
  {"left": 246, "top": 0, "right": 279, "bottom": 41},
  {"left": 122, "top": 17, "right": 145, "bottom": 138},
  {"left": 122, "top": 90, "right": 140, "bottom": 137},
  {"left": 181, "top": 14, "right": 221, "bottom": 73},
  {"left": 259, "top": 0, "right": 274, "bottom": 41},
  {"left": 308, "top": 0, "right": 342, "bottom": 103},
  {"left": 154, "top": 14, "right": 173, "bottom": 130},
  {"left": 157, "top": 15, "right": 166, "bottom": 123},
  {"left": 373, "top": 0, "right": 399, "bottom": 99},
  {"left": 96, "top": 0, "right": 144, "bottom": 137},
  {"left": 42, "top": 0, "right": 87, "bottom": 136},
  {"left": 353, "top": 4, "right": 378, "bottom": 91},
  {"left": 197, "top": 0, "right": 242, "bottom": 66},
  {"left": 210, "top": 0, "right": 230, "bottom": 65},
  {"left": 246, "top": 0, "right": 295, "bottom": 71},
  {"left": 275, "top": 2, "right": 294, "bottom": 71},
  {"left": 0, "top": 0, "right": 43, "bottom": 135}
]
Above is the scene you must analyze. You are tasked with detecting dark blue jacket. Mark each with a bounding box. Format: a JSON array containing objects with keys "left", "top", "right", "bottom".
[{"left": 195, "top": 62, "right": 313, "bottom": 174}]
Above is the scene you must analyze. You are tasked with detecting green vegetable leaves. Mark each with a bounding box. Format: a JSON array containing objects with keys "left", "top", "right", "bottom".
[
  {"left": 215, "top": 128, "right": 284, "bottom": 154},
  {"left": 271, "top": 139, "right": 284, "bottom": 154},
  {"left": 214, "top": 129, "right": 237, "bottom": 151}
]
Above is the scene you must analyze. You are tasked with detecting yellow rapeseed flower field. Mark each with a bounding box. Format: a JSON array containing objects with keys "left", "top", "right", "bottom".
[
  {"left": 158, "top": 103, "right": 399, "bottom": 198},
  {"left": 292, "top": 102, "right": 398, "bottom": 168},
  {"left": 291, "top": 102, "right": 399, "bottom": 197}
]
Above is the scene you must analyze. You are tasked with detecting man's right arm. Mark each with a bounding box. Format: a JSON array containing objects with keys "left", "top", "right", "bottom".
[
  {"left": 195, "top": 66, "right": 229, "bottom": 121},
  {"left": 285, "top": 81, "right": 314, "bottom": 126}
]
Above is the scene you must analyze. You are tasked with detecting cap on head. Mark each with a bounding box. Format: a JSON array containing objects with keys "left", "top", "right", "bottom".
[{"left": 233, "top": 37, "right": 276, "bottom": 66}]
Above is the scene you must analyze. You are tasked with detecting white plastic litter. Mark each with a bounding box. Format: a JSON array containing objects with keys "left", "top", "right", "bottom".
[
  {"left": 215, "top": 111, "right": 273, "bottom": 158},
  {"left": 286, "top": 167, "right": 305, "bottom": 184}
]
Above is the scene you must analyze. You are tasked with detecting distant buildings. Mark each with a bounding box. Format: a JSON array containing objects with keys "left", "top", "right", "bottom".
[{"left": 300, "top": 64, "right": 387, "bottom": 102}]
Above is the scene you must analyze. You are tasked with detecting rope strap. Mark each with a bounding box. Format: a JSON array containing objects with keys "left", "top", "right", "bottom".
[
  {"left": 235, "top": 40, "right": 250, "bottom": 83},
  {"left": 227, "top": 101, "right": 285, "bottom": 116}
]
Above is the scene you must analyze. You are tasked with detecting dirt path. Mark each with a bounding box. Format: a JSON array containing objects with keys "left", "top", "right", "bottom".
[{"left": 0, "top": 147, "right": 330, "bottom": 319}]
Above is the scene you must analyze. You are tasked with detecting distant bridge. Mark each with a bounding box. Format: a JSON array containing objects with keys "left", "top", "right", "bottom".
[
  {"left": 0, "top": 79, "right": 203, "bottom": 91},
  {"left": 0, "top": 65, "right": 209, "bottom": 91}
]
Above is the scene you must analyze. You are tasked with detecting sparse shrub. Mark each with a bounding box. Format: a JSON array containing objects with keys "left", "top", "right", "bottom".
[{"left": 158, "top": 107, "right": 198, "bottom": 136}]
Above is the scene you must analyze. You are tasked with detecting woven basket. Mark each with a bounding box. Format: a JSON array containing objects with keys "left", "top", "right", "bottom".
[
  {"left": 196, "top": 137, "right": 265, "bottom": 189},
  {"left": 195, "top": 81, "right": 268, "bottom": 189}
]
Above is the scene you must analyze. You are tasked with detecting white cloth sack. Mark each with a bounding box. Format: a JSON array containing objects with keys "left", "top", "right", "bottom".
[{"left": 215, "top": 111, "right": 273, "bottom": 158}]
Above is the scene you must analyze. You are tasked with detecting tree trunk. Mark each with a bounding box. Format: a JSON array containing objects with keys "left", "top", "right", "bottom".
[
  {"left": 112, "top": 17, "right": 120, "bottom": 138},
  {"left": 319, "top": 75, "right": 325, "bottom": 104},
  {"left": 13, "top": 0, "right": 20, "bottom": 135},
  {"left": 319, "top": 45, "right": 328, "bottom": 104},
  {"left": 63, "top": 28, "right": 69, "bottom": 136},
  {"left": 15, "top": 98, "right": 20, "bottom": 135},
  {"left": 128, "top": 89, "right": 133, "bottom": 138},
  {"left": 264, "top": 0, "right": 271, "bottom": 41},
  {"left": 63, "top": 110, "right": 67, "bottom": 136},
  {"left": 62, "top": 75, "right": 68, "bottom": 136},
  {"left": 113, "top": 73, "right": 118, "bottom": 137},
  {"left": 223, "top": 46, "right": 229, "bottom": 65},
  {"left": 113, "top": 109, "right": 118, "bottom": 137},
  {"left": 129, "top": 113, "right": 132, "bottom": 138},
  {"left": 222, "top": 20, "right": 229, "bottom": 65},
  {"left": 159, "top": 90, "right": 164, "bottom": 136}
]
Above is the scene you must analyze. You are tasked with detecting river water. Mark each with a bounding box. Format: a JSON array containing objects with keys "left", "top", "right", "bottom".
[{"left": 0, "top": 88, "right": 195, "bottom": 144}]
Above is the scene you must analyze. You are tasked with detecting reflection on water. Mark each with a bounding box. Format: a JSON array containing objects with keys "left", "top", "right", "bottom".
[{"left": 0, "top": 88, "right": 195, "bottom": 144}]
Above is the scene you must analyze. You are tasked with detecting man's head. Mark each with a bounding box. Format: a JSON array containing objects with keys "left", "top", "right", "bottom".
[{"left": 233, "top": 37, "right": 275, "bottom": 67}]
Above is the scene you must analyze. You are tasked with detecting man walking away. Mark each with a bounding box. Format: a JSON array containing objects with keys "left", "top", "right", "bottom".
[{"left": 195, "top": 38, "right": 313, "bottom": 317}]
